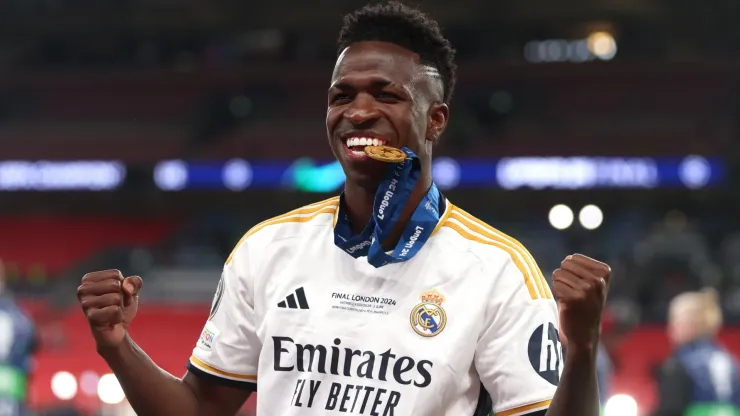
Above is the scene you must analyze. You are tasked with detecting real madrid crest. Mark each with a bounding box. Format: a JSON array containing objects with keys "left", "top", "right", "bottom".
[{"left": 409, "top": 289, "right": 447, "bottom": 337}]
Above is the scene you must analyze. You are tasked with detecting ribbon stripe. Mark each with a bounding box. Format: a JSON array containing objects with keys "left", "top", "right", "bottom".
[{"left": 334, "top": 147, "right": 441, "bottom": 268}]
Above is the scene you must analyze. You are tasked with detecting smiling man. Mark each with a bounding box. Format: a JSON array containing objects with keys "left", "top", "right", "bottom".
[{"left": 76, "top": 2, "right": 611, "bottom": 415}]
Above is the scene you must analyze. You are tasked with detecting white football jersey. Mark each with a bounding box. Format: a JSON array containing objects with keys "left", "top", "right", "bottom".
[{"left": 188, "top": 196, "right": 562, "bottom": 416}]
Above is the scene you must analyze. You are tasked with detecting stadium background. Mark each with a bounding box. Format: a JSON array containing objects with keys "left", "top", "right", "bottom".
[{"left": 1, "top": 0, "right": 740, "bottom": 414}]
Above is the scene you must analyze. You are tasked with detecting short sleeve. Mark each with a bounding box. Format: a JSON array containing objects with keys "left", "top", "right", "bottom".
[
  {"left": 475, "top": 259, "right": 560, "bottom": 415},
  {"left": 186, "top": 241, "right": 260, "bottom": 390}
]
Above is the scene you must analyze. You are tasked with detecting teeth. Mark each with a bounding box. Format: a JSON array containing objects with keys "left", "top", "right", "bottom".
[{"left": 346, "top": 137, "right": 386, "bottom": 148}]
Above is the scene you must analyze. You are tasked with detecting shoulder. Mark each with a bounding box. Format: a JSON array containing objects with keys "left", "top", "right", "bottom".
[
  {"left": 661, "top": 354, "right": 687, "bottom": 375},
  {"left": 435, "top": 204, "right": 527, "bottom": 259},
  {"left": 226, "top": 196, "right": 339, "bottom": 265},
  {"left": 656, "top": 354, "right": 692, "bottom": 396},
  {"left": 435, "top": 203, "right": 552, "bottom": 300}
]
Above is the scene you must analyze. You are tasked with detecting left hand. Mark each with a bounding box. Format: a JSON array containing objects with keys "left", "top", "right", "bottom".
[{"left": 552, "top": 254, "right": 611, "bottom": 350}]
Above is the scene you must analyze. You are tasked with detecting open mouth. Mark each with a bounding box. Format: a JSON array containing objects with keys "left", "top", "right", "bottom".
[{"left": 342, "top": 136, "right": 391, "bottom": 160}]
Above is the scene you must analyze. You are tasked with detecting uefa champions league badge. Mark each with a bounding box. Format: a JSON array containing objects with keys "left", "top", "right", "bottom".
[{"left": 410, "top": 289, "right": 447, "bottom": 337}]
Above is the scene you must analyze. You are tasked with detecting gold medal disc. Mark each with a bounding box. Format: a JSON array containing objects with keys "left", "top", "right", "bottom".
[{"left": 364, "top": 145, "right": 407, "bottom": 163}]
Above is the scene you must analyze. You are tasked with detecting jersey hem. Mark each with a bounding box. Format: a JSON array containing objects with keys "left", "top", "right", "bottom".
[
  {"left": 186, "top": 363, "right": 257, "bottom": 391},
  {"left": 494, "top": 399, "right": 551, "bottom": 416}
]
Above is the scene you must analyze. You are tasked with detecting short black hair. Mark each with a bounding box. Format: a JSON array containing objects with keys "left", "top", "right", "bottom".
[{"left": 337, "top": 1, "right": 457, "bottom": 104}]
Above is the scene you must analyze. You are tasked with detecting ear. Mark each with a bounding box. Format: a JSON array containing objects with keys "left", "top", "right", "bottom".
[{"left": 426, "top": 102, "right": 449, "bottom": 142}]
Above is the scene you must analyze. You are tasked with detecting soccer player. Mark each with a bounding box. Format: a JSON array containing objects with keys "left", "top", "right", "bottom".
[
  {"left": 76, "top": 3, "right": 611, "bottom": 415},
  {"left": 654, "top": 289, "right": 740, "bottom": 416}
]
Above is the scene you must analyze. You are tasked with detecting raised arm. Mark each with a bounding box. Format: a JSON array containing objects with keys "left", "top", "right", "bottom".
[
  {"left": 97, "top": 330, "right": 251, "bottom": 415},
  {"left": 546, "top": 254, "right": 611, "bottom": 416},
  {"left": 475, "top": 254, "right": 609, "bottom": 416},
  {"left": 77, "top": 265, "right": 257, "bottom": 415}
]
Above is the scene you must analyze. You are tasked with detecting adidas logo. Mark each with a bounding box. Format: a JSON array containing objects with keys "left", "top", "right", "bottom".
[{"left": 277, "top": 287, "right": 310, "bottom": 310}]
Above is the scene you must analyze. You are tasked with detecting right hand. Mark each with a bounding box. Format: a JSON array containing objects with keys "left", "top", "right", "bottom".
[{"left": 77, "top": 270, "right": 143, "bottom": 350}]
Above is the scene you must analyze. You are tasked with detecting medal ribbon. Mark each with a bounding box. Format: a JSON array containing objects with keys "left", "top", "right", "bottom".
[{"left": 334, "top": 147, "right": 441, "bottom": 268}]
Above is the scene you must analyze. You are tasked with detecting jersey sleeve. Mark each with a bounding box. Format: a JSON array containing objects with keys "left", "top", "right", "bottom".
[
  {"left": 475, "top": 258, "right": 560, "bottom": 415},
  {"left": 186, "top": 240, "right": 260, "bottom": 390}
]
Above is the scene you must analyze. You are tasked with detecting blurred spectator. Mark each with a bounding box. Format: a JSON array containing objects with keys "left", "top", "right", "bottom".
[
  {"left": 632, "top": 211, "right": 720, "bottom": 322},
  {"left": 720, "top": 233, "right": 740, "bottom": 323},
  {"left": 653, "top": 289, "right": 740, "bottom": 415},
  {"left": 0, "top": 259, "right": 40, "bottom": 416},
  {"left": 596, "top": 305, "right": 635, "bottom": 408},
  {"left": 597, "top": 342, "right": 613, "bottom": 409}
]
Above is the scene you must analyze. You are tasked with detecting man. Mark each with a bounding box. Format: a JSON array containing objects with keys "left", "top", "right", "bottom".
[
  {"left": 76, "top": 3, "right": 611, "bottom": 415},
  {"left": 0, "top": 260, "right": 39, "bottom": 416},
  {"left": 654, "top": 289, "right": 740, "bottom": 416}
]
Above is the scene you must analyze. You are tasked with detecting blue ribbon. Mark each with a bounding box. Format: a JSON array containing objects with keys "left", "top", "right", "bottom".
[{"left": 334, "top": 147, "right": 441, "bottom": 268}]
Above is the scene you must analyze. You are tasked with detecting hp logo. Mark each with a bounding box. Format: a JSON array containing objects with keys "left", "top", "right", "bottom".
[{"left": 527, "top": 322, "right": 563, "bottom": 386}]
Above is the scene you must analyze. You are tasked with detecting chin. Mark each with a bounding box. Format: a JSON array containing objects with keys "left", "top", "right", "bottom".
[
  {"left": 345, "top": 168, "right": 387, "bottom": 190},
  {"left": 336, "top": 151, "right": 386, "bottom": 183}
]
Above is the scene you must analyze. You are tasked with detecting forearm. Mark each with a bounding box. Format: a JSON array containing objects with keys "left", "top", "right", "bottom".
[
  {"left": 546, "top": 344, "right": 601, "bottom": 416},
  {"left": 98, "top": 334, "right": 198, "bottom": 416}
]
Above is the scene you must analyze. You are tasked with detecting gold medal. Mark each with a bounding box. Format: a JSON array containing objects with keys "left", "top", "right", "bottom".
[{"left": 364, "top": 145, "right": 407, "bottom": 163}]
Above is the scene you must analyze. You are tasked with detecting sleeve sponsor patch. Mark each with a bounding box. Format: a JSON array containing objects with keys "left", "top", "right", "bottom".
[
  {"left": 527, "top": 322, "right": 563, "bottom": 386},
  {"left": 197, "top": 321, "right": 220, "bottom": 351}
]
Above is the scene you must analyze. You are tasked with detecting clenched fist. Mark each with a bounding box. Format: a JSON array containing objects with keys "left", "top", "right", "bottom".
[
  {"left": 76, "top": 270, "right": 143, "bottom": 350},
  {"left": 552, "top": 254, "right": 611, "bottom": 350}
]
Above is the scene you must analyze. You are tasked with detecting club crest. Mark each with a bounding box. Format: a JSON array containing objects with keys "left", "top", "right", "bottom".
[{"left": 409, "top": 289, "right": 447, "bottom": 337}]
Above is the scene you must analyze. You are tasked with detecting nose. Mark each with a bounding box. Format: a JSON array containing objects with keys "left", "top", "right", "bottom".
[{"left": 344, "top": 93, "right": 380, "bottom": 126}]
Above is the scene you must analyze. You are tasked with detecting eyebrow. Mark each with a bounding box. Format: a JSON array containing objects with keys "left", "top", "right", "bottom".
[{"left": 328, "top": 78, "right": 397, "bottom": 93}]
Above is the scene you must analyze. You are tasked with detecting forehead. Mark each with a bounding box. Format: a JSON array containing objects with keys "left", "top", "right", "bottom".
[
  {"left": 670, "top": 296, "right": 699, "bottom": 317},
  {"left": 332, "top": 41, "right": 421, "bottom": 85}
]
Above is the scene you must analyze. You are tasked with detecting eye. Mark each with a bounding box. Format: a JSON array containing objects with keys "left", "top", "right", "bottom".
[
  {"left": 376, "top": 92, "right": 402, "bottom": 102},
  {"left": 330, "top": 93, "right": 351, "bottom": 104}
]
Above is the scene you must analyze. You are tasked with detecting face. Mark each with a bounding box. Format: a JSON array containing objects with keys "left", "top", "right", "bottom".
[
  {"left": 668, "top": 304, "right": 698, "bottom": 346},
  {"left": 326, "top": 41, "right": 448, "bottom": 187}
]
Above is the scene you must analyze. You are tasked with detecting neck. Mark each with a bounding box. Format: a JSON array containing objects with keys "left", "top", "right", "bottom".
[
  {"left": 343, "top": 169, "right": 433, "bottom": 246},
  {"left": 343, "top": 181, "right": 377, "bottom": 234}
]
